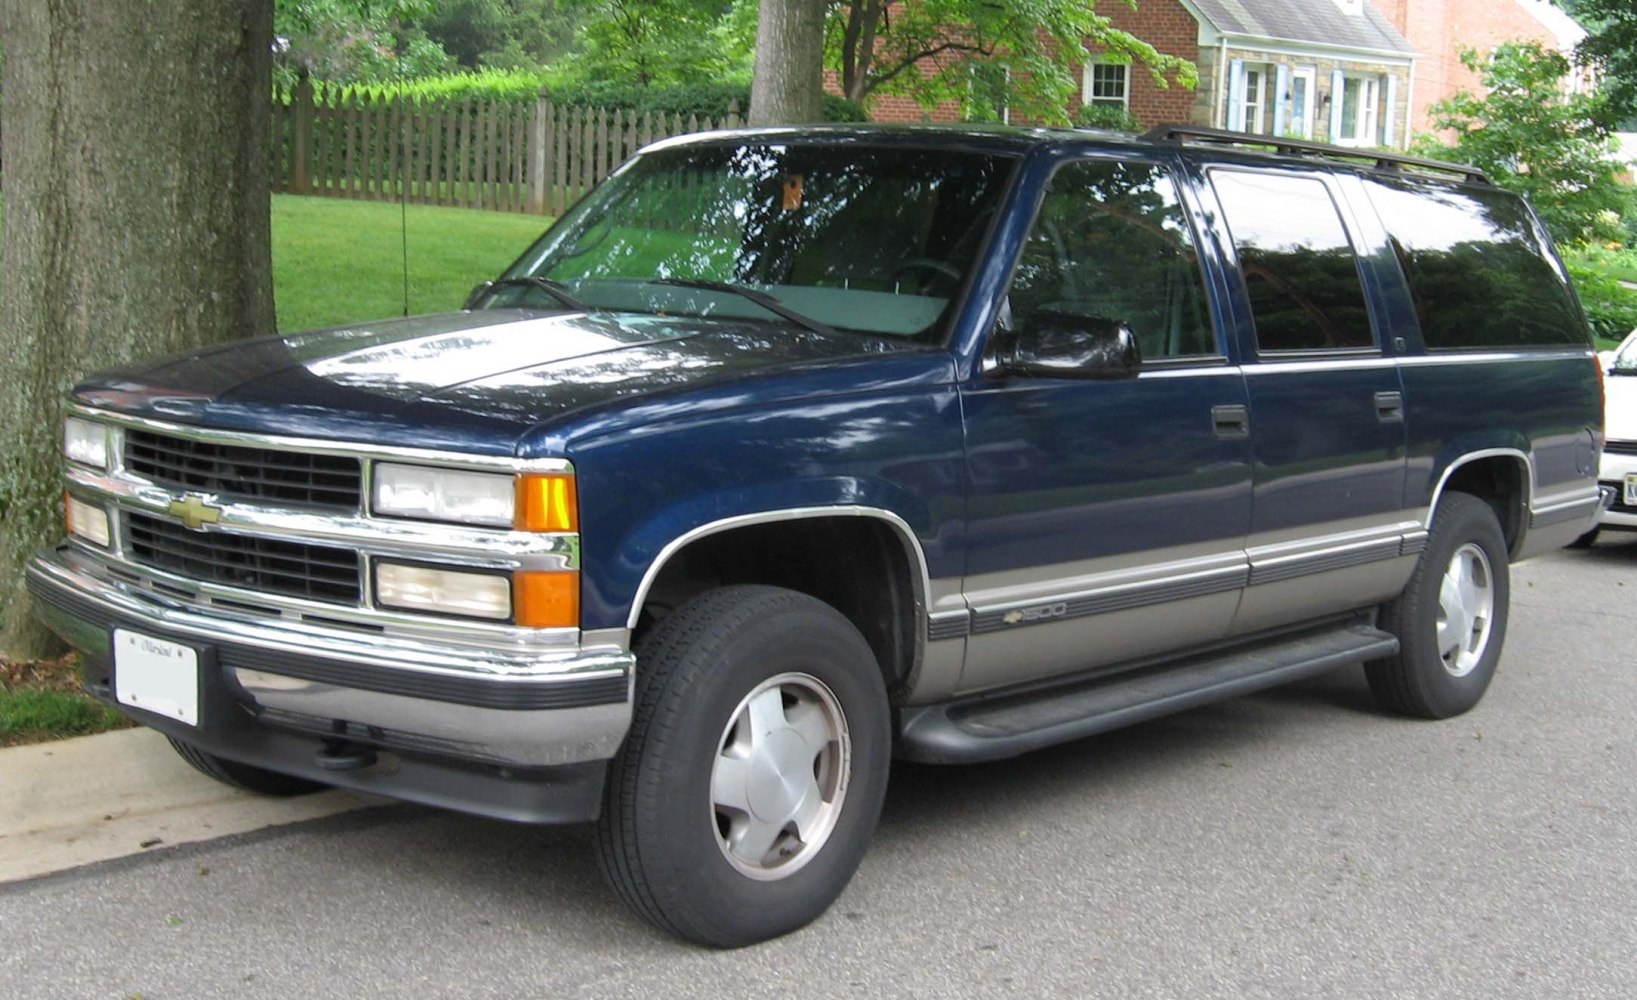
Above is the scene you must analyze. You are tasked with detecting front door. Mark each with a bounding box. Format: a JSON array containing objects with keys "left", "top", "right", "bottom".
[{"left": 955, "top": 155, "right": 1253, "bottom": 695}]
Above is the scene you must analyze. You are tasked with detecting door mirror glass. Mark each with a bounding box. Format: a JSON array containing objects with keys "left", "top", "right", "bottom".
[{"left": 1001, "top": 312, "right": 1141, "bottom": 379}]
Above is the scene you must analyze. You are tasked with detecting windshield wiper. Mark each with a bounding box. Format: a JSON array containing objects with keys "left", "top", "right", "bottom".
[
  {"left": 486, "top": 276, "right": 591, "bottom": 312},
  {"left": 651, "top": 279, "right": 838, "bottom": 338}
]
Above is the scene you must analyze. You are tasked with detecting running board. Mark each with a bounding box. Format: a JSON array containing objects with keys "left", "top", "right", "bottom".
[{"left": 897, "top": 623, "right": 1398, "bottom": 763}]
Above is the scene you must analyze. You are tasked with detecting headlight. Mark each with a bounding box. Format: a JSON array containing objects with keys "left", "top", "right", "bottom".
[
  {"left": 375, "top": 562, "right": 512, "bottom": 620},
  {"left": 373, "top": 464, "right": 515, "bottom": 527},
  {"left": 64, "top": 417, "right": 109, "bottom": 469}
]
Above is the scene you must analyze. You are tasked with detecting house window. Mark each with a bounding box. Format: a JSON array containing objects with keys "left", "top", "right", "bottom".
[
  {"left": 1084, "top": 62, "right": 1130, "bottom": 110},
  {"left": 1334, "top": 73, "right": 1381, "bottom": 146},
  {"left": 1228, "top": 61, "right": 1275, "bottom": 134}
]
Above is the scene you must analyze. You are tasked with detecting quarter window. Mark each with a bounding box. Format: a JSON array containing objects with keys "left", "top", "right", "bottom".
[
  {"left": 1211, "top": 170, "right": 1374, "bottom": 352},
  {"left": 1364, "top": 177, "right": 1585, "bottom": 348},
  {"left": 1008, "top": 160, "right": 1216, "bottom": 360}
]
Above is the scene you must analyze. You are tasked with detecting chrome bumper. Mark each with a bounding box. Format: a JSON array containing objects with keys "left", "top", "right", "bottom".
[{"left": 26, "top": 545, "right": 635, "bottom": 771}]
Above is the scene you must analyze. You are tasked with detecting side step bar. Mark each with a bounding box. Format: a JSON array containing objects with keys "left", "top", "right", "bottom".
[{"left": 897, "top": 623, "right": 1399, "bottom": 764}]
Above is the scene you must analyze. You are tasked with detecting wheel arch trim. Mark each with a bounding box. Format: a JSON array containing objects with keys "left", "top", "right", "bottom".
[
  {"left": 623, "top": 505, "right": 933, "bottom": 633},
  {"left": 1425, "top": 447, "right": 1533, "bottom": 541}
]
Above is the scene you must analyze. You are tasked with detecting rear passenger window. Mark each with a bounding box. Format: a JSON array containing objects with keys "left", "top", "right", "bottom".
[
  {"left": 1363, "top": 178, "right": 1585, "bottom": 349},
  {"left": 1211, "top": 170, "right": 1374, "bottom": 353},
  {"left": 1009, "top": 159, "right": 1216, "bottom": 359}
]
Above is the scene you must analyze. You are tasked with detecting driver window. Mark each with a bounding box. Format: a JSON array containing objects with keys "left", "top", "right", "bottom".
[{"left": 1009, "top": 160, "right": 1216, "bottom": 359}]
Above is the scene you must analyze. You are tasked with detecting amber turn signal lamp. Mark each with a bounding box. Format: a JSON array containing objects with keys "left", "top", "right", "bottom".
[
  {"left": 516, "top": 474, "right": 578, "bottom": 532},
  {"left": 514, "top": 570, "right": 579, "bottom": 628}
]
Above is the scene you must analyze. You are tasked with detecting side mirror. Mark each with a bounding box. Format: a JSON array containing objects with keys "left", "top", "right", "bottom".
[
  {"left": 998, "top": 312, "right": 1141, "bottom": 380},
  {"left": 464, "top": 281, "right": 495, "bottom": 311}
]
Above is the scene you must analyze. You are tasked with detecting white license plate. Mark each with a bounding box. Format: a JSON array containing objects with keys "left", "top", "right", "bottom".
[
  {"left": 113, "top": 629, "right": 199, "bottom": 726},
  {"left": 1626, "top": 474, "right": 1637, "bottom": 508}
]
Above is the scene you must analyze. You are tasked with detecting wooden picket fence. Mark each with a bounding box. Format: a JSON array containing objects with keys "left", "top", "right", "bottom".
[{"left": 270, "top": 76, "right": 742, "bottom": 216}]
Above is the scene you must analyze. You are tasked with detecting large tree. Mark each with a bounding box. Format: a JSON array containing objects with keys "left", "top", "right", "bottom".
[
  {"left": 1557, "top": 0, "right": 1637, "bottom": 126},
  {"left": 748, "top": 0, "right": 827, "bottom": 124},
  {"left": 0, "top": 1, "right": 276, "bottom": 658},
  {"left": 1416, "top": 41, "right": 1624, "bottom": 246}
]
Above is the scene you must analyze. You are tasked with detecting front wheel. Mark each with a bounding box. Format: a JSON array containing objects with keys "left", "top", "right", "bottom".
[
  {"left": 595, "top": 585, "right": 890, "bottom": 947},
  {"left": 1367, "top": 492, "right": 1510, "bottom": 718}
]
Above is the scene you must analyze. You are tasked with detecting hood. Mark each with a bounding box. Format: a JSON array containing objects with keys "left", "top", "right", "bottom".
[{"left": 72, "top": 309, "right": 916, "bottom": 454}]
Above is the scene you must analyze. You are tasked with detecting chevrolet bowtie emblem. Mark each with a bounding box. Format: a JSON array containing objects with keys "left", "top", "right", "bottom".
[{"left": 166, "top": 494, "right": 222, "bottom": 531}]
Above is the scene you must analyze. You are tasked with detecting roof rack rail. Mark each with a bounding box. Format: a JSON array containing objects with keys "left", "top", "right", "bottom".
[{"left": 1141, "top": 125, "right": 1491, "bottom": 185}]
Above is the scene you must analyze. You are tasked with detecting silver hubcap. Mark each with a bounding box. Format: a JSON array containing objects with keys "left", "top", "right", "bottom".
[
  {"left": 1437, "top": 542, "right": 1494, "bottom": 678},
  {"left": 711, "top": 672, "right": 849, "bottom": 881}
]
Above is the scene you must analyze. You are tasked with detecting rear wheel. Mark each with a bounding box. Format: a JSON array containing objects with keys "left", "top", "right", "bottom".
[
  {"left": 167, "top": 737, "right": 327, "bottom": 796},
  {"left": 1367, "top": 492, "right": 1510, "bottom": 718},
  {"left": 595, "top": 584, "right": 890, "bottom": 947}
]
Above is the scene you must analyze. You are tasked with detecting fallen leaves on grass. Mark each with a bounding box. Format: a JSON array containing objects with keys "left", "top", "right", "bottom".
[{"left": 1, "top": 653, "right": 131, "bottom": 747}]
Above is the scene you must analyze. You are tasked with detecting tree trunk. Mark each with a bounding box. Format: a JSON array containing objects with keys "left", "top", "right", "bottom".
[
  {"left": 748, "top": 0, "right": 827, "bottom": 126},
  {"left": 0, "top": 0, "right": 275, "bottom": 659}
]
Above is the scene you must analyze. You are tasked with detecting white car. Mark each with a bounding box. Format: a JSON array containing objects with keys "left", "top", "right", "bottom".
[{"left": 1585, "top": 328, "right": 1637, "bottom": 544}]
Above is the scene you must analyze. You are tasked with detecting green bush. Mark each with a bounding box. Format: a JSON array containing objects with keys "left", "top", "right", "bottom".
[
  {"left": 303, "top": 73, "right": 869, "bottom": 123},
  {"left": 1072, "top": 103, "right": 1144, "bottom": 133},
  {"left": 1564, "top": 249, "right": 1637, "bottom": 342}
]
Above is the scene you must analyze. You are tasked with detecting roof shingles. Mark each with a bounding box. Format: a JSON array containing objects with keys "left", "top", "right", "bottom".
[{"left": 1188, "top": 0, "right": 1414, "bottom": 54}]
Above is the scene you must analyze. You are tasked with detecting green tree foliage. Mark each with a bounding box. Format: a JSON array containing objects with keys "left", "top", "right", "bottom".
[
  {"left": 1557, "top": 0, "right": 1637, "bottom": 127},
  {"left": 1415, "top": 42, "right": 1625, "bottom": 246},
  {"left": 420, "top": 0, "right": 581, "bottom": 70},
  {"left": 275, "top": 0, "right": 453, "bottom": 84},
  {"left": 828, "top": 0, "right": 1196, "bottom": 125},
  {"left": 557, "top": 0, "right": 740, "bottom": 87}
]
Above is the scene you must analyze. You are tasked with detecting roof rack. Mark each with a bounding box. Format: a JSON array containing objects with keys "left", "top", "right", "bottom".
[{"left": 1141, "top": 125, "right": 1491, "bottom": 185}]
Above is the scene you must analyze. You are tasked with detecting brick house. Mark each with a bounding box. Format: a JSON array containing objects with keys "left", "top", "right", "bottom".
[{"left": 1081, "top": 0, "right": 1417, "bottom": 149}]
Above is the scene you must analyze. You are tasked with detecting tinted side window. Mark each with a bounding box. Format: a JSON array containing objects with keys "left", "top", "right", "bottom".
[
  {"left": 1211, "top": 170, "right": 1373, "bottom": 352},
  {"left": 1363, "top": 178, "right": 1585, "bottom": 349},
  {"left": 1009, "top": 159, "right": 1216, "bottom": 359}
]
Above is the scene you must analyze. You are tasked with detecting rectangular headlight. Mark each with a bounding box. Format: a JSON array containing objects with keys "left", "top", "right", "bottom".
[
  {"left": 64, "top": 417, "right": 109, "bottom": 469},
  {"left": 373, "top": 463, "right": 515, "bottom": 527},
  {"left": 375, "top": 562, "right": 512, "bottom": 620},
  {"left": 65, "top": 494, "right": 112, "bottom": 547}
]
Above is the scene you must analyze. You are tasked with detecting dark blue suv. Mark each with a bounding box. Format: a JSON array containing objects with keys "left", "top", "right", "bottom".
[{"left": 28, "top": 125, "right": 1606, "bottom": 945}]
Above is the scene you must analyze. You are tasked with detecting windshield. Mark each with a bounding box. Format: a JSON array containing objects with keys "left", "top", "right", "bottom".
[
  {"left": 495, "top": 142, "right": 1018, "bottom": 341},
  {"left": 1612, "top": 330, "right": 1637, "bottom": 374}
]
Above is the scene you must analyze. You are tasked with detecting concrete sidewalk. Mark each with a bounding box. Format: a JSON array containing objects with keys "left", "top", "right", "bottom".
[{"left": 0, "top": 728, "right": 385, "bottom": 883}]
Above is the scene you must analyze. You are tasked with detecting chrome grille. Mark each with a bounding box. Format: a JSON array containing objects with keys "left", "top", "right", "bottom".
[
  {"left": 124, "top": 429, "right": 362, "bottom": 510},
  {"left": 125, "top": 512, "right": 361, "bottom": 604}
]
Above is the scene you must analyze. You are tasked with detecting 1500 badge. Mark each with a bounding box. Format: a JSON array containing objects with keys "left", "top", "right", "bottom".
[{"left": 1002, "top": 602, "right": 1069, "bottom": 626}]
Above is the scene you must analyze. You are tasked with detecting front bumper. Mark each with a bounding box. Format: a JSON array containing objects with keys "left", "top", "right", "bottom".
[
  {"left": 26, "top": 545, "right": 636, "bottom": 823},
  {"left": 1597, "top": 447, "right": 1637, "bottom": 530}
]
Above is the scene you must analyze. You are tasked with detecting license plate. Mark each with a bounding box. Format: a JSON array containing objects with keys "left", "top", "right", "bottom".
[
  {"left": 113, "top": 629, "right": 199, "bottom": 726},
  {"left": 1626, "top": 474, "right": 1637, "bottom": 507}
]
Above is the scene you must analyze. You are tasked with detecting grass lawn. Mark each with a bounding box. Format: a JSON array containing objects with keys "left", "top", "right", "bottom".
[
  {"left": 1, "top": 655, "right": 127, "bottom": 747},
  {"left": 273, "top": 195, "right": 552, "bottom": 332}
]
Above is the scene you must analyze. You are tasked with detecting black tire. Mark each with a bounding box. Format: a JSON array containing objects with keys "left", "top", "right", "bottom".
[
  {"left": 167, "top": 737, "right": 327, "bottom": 797},
  {"left": 1367, "top": 492, "right": 1510, "bottom": 718},
  {"left": 595, "top": 584, "right": 891, "bottom": 947},
  {"left": 1568, "top": 526, "right": 1601, "bottom": 549}
]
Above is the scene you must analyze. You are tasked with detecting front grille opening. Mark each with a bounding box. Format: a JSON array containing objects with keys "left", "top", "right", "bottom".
[
  {"left": 126, "top": 512, "right": 361, "bottom": 604},
  {"left": 124, "top": 429, "right": 362, "bottom": 511}
]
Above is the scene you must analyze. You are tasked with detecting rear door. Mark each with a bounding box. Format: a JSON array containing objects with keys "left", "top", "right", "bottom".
[
  {"left": 954, "top": 152, "right": 1252, "bottom": 695},
  {"left": 1200, "top": 165, "right": 1416, "bottom": 634}
]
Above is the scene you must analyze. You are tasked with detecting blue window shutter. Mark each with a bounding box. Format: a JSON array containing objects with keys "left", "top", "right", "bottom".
[
  {"left": 1273, "top": 64, "right": 1290, "bottom": 136},
  {"left": 1228, "top": 59, "right": 1246, "bottom": 132},
  {"left": 1330, "top": 69, "right": 1346, "bottom": 140},
  {"left": 1384, "top": 74, "right": 1400, "bottom": 148}
]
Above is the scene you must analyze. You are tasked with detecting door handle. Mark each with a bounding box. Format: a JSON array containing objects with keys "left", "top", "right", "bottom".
[
  {"left": 1375, "top": 391, "right": 1404, "bottom": 424},
  {"left": 1212, "top": 404, "right": 1249, "bottom": 438}
]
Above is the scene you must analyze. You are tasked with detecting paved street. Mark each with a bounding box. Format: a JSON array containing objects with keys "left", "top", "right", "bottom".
[{"left": 3, "top": 539, "right": 1635, "bottom": 998}]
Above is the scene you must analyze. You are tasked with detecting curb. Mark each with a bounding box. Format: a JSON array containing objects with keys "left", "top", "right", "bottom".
[{"left": 0, "top": 727, "right": 385, "bottom": 884}]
